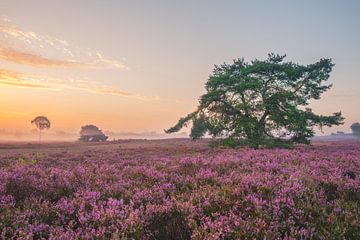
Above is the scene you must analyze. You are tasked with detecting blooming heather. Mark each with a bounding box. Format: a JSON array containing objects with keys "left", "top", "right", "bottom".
[{"left": 0, "top": 140, "right": 360, "bottom": 239}]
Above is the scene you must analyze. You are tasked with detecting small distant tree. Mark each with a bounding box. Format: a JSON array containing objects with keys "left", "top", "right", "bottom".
[
  {"left": 79, "top": 124, "right": 108, "bottom": 142},
  {"left": 166, "top": 54, "right": 344, "bottom": 148},
  {"left": 31, "top": 116, "right": 51, "bottom": 143},
  {"left": 351, "top": 123, "right": 360, "bottom": 137}
]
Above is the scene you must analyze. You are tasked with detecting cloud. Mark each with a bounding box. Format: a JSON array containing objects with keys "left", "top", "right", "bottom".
[
  {"left": 70, "top": 85, "right": 160, "bottom": 101},
  {"left": 0, "top": 16, "right": 128, "bottom": 69},
  {"left": 0, "top": 80, "right": 52, "bottom": 89},
  {"left": 0, "top": 47, "right": 91, "bottom": 68},
  {"left": 86, "top": 87, "right": 160, "bottom": 100},
  {"left": 0, "top": 68, "right": 159, "bottom": 101},
  {"left": 0, "top": 69, "right": 54, "bottom": 89},
  {"left": 0, "top": 17, "right": 161, "bottom": 101}
]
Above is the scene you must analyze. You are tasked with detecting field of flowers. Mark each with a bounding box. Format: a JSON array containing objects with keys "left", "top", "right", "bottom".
[{"left": 0, "top": 139, "right": 360, "bottom": 239}]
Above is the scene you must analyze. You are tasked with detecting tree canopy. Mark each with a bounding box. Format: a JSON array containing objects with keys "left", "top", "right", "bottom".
[
  {"left": 351, "top": 122, "right": 360, "bottom": 137},
  {"left": 79, "top": 124, "right": 108, "bottom": 142},
  {"left": 31, "top": 116, "right": 51, "bottom": 143},
  {"left": 166, "top": 54, "right": 344, "bottom": 148}
]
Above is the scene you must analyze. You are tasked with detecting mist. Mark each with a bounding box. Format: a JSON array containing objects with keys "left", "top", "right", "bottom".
[{"left": 0, "top": 128, "right": 188, "bottom": 142}]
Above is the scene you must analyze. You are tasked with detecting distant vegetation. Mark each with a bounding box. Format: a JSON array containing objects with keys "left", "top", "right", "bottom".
[
  {"left": 31, "top": 116, "right": 51, "bottom": 143},
  {"left": 166, "top": 54, "right": 344, "bottom": 148},
  {"left": 351, "top": 122, "right": 360, "bottom": 137},
  {"left": 79, "top": 124, "right": 108, "bottom": 142}
]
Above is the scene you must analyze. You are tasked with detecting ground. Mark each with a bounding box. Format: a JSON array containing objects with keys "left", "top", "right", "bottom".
[{"left": 0, "top": 139, "right": 360, "bottom": 239}]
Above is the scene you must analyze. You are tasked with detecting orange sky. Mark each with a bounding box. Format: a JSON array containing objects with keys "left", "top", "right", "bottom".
[{"left": 1, "top": 1, "right": 360, "bottom": 140}]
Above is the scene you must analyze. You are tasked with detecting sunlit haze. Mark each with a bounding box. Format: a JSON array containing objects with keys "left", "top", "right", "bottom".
[{"left": 1, "top": 0, "right": 360, "bottom": 141}]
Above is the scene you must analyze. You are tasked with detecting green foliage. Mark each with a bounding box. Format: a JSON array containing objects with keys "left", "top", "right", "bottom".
[
  {"left": 18, "top": 157, "right": 37, "bottom": 166},
  {"left": 166, "top": 54, "right": 344, "bottom": 148},
  {"left": 18, "top": 152, "right": 47, "bottom": 165}
]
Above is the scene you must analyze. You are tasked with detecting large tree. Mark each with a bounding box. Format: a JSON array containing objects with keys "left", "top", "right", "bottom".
[{"left": 166, "top": 54, "right": 344, "bottom": 148}]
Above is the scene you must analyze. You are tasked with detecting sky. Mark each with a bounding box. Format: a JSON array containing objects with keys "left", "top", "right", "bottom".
[{"left": 0, "top": 0, "right": 360, "bottom": 140}]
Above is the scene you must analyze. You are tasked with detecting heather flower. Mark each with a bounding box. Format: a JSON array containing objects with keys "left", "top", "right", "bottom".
[{"left": 1, "top": 141, "right": 360, "bottom": 239}]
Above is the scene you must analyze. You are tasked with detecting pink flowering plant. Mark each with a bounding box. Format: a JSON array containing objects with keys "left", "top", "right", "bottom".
[{"left": 0, "top": 141, "right": 360, "bottom": 239}]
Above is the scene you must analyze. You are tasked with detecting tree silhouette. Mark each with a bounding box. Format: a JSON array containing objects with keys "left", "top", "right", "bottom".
[
  {"left": 31, "top": 116, "right": 51, "bottom": 143},
  {"left": 351, "top": 123, "right": 360, "bottom": 137},
  {"left": 79, "top": 125, "right": 108, "bottom": 142},
  {"left": 166, "top": 54, "right": 344, "bottom": 148}
]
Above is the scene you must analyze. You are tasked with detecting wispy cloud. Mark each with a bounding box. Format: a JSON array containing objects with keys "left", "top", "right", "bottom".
[
  {"left": 0, "top": 69, "right": 159, "bottom": 101},
  {"left": 0, "top": 69, "right": 54, "bottom": 89},
  {"left": 0, "top": 17, "right": 160, "bottom": 101},
  {"left": 0, "top": 47, "right": 92, "bottom": 68},
  {"left": 82, "top": 86, "right": 160, "bottom": 101},
  {"left": 0, "top": 16, "right": 128, "bottom": 69}
]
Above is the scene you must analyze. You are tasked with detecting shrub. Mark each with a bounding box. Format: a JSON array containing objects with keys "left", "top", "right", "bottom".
[{"left": 144, "top": 209, "right": 191, "bottom": 240}]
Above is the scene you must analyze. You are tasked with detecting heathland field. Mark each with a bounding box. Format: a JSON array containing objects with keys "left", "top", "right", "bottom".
[{"left": 1, "top": 139, "right": 360, "bottom": 239}]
